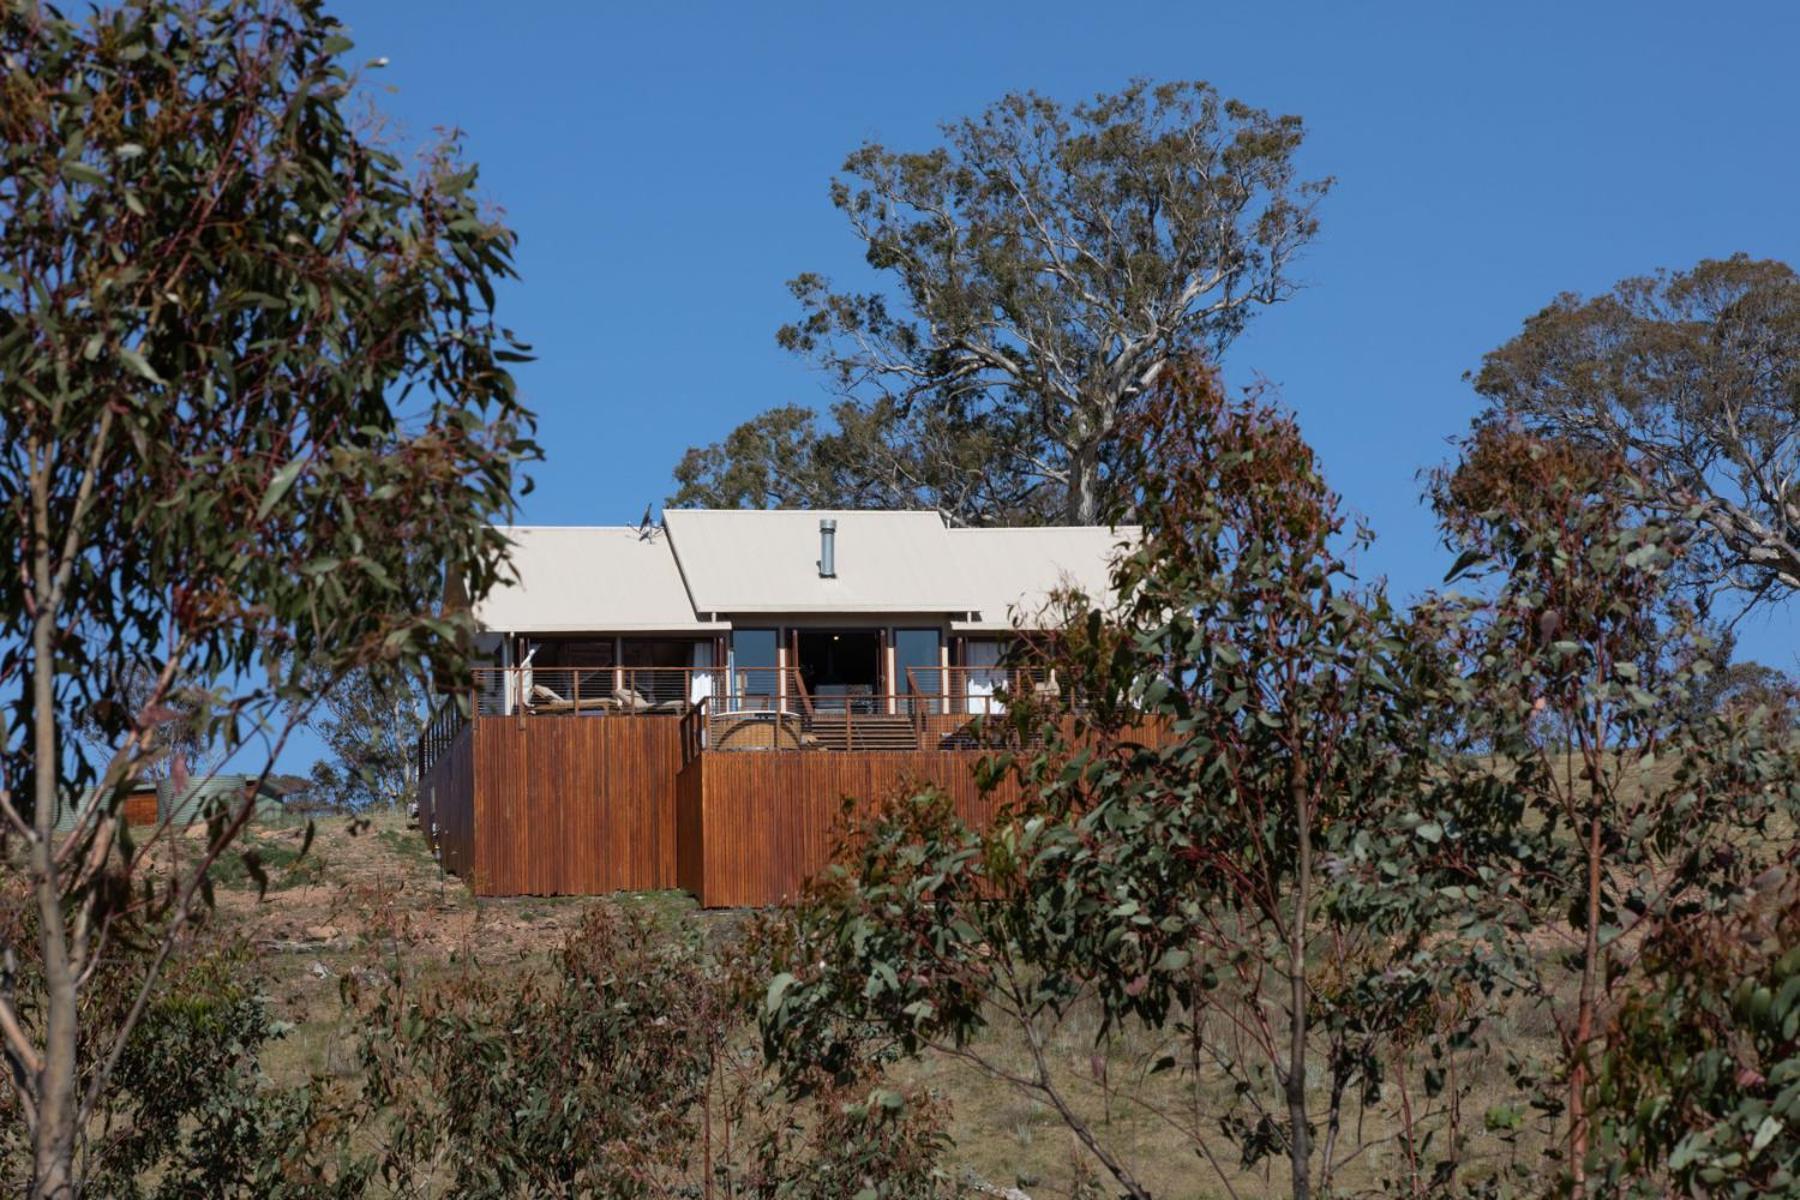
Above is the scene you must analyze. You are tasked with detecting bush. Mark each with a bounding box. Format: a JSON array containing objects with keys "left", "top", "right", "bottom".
[
  {"left": 1589, "top": 874, "right": 1800, "bottom": 1197},
  {"left": 355, "top": 902, "right": 958, "bottom": 1199},
  {"left": 0, "top": 926, "right": 370, "bottom": 1198}
]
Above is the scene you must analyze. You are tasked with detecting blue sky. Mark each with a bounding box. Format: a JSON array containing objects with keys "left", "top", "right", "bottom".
[{"left": 330, "top": 0, "right": 1796, "bottom": 689}]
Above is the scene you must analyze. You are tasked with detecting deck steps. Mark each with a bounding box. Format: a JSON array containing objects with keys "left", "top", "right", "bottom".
[{"left": 806, "top": 714, "right": 919, "bottom": 752}]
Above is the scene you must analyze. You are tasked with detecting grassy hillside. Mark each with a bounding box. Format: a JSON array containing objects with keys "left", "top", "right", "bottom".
[{"left": 193, "top": 809, "right": 1565, "bottom": 1199}]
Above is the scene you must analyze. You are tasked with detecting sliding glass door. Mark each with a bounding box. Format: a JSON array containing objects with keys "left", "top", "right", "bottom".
[
  {"left": 894, "top": 628, "right": 943, "bottom": 715},
  {"left": 964, "top": 639, "right": 1005, "bottom": 715},
  {"left": 730, "top": 629, "right": 779, "bottom": 711}
]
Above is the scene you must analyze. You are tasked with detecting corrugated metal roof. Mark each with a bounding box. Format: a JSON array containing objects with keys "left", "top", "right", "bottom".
[
  {"left": 948, "top": 525, "right": 1137, "bottom": 632},
  {"left": 468, "top": 513, "right": 1133, "bottom": 632},
  {"left": 473, "top": 526, "right": 725, "bottom": 633},
  {"left": 53, "top": 781, "right": 158, "bottom": 833},
  {"left": 156, "top": 775, "right": 287, "bottom": 824},
  {"left": 662, "top": 509, "right": 970, "bottom": 615}
]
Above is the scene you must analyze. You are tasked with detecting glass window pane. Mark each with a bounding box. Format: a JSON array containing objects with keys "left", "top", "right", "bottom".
[
  {"left": 732, "top": 629, "right": 779, "bottom": 710},
  {"left": 964, "top": 639, "right": 1006, "bottom": 715},
  {"left": 895, "top": 628, "right": 942, "bottom": 713}
]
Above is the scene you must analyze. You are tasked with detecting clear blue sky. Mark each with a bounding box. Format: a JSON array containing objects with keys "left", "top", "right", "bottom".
[{"left": 331, "top": 0, "right": 1796, "bottom": 677}]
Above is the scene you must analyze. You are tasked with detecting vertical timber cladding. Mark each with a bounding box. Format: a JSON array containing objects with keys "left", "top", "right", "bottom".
[
  {"left": 470, "top": 717, "right": 682, "bottom": 896},
  {"left": 122, "top": 790, "right": 160, "bottom": 827},
  {"left": 421, "top": 724, "right": 477, "bottom": 880},
  {"left": 674, "top": 758, "right": 706, "bottom": 898},
  {"left": 687, "top": 750, "right": 1021, "bottom": 908}
]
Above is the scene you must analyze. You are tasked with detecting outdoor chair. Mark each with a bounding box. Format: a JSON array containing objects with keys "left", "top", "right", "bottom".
[{"left": 528, "top": 683, "right": 616, "bottom": 714}]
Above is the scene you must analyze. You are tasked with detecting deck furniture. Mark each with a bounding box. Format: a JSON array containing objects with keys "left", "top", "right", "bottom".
[{"left": 529, "top": 684, "right": 616, "bottom": 715}]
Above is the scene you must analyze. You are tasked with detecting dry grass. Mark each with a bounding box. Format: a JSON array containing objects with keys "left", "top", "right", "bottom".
[{"left": 194, "top": 809, "right": 1577, "bottom": 1199}]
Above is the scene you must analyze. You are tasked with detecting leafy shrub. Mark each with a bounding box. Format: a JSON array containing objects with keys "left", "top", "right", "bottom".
[
  {"left": 356, "top": 901, "right": 958, "bottom": 1198},
  {"left": 747, "top": 1077, "right": 957, "bottom": 1200},
  {"left": 0, "top": 925, "right": 370, "bottom": 1197},
  {"left": 1589, "top": 874, "right": 1800, "bottom": 1197},
  {"left": 201, "top": 835, "right": 327, "bottom": 892},
  {"left": 359, "top": 904, "right": 727, "bottom": 1197}
]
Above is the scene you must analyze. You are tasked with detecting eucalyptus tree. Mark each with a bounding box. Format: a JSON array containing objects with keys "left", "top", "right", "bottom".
[
  {"left": 0, "top": 3, "right": 534, "bottom": 1195},
  {"left": 1430, "top": 428, "right": 1800, "bottom": 1195},
  {"left": 676, "top": 80, "right": 1329, "bottom": 525},
  {"left": 1471, "top": 255, "right": 1800, "bottom": 607},
  {"left": 761, "top": 366, "right": 1493, "bottom": 1199},
  {"left": 307, "top": 666, "right": 432, "bottom": 811},
  {"left": 1589, "top": 871, "right": 1800, "bottom": 1196}
]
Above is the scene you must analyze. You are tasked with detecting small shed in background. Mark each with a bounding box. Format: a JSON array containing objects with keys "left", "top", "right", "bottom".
[{"left": 155, "top": 774, "right": 309, "bottom": 826}]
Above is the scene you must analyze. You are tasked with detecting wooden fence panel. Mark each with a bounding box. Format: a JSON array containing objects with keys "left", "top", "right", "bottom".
[
  {"left": 464, "top": 717, "right": 681, "bottom": 896},
  {"left": 684, "top": 750, "right": 1021, "bottom": 908},
  {"left": 436, "top": 715, "right": 1169, "bottom": 904},
  {"left": 422, "top": 723, "right": 476, "bottom": 879},
  {"left": 675, "top": 758, "right": 706, "bottom": 898}
]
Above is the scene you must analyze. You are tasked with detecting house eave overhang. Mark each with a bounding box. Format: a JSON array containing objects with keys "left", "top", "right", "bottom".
[
  {"left": 950, "top": 619, "right": 1022, "bottom": 633},
  {"left": 485, "top": 621, "right": 732, "bottom": 635},
  {"left": 715, "top": 603, "right": 968, "bottom": 616}
]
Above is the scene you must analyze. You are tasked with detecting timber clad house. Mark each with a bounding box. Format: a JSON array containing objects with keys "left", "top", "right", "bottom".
[{"left": 418, "top": 510, "right": 1133, "bottom": 906}]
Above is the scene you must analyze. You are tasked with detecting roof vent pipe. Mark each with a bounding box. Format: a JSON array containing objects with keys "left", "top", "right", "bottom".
[{"left": 818, "top": 518, "right": 837, "bottom": 578}]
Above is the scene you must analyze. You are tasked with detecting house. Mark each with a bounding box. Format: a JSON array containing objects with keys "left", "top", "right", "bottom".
[
  {"left": 155, "top": 773, "right": 307, "bottom": 826},
  {"left": 420, "top": 510, "right": 1135, "bottom": 905},
  {"left": 52, "top": 772, "right": 304, "bottom": 833},
  {"left": 51, "top": 779, "right": 160, "bottom": 832}
]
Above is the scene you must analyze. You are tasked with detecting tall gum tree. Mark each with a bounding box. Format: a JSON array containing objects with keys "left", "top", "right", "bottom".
[
  {"left": 761, "top": 367, "right": 1497, "bottom": 1199},
  {"left": 0, "top": 3, "right": 535, "bottom": 1195},
  {"left": 1430, "top": 429, "right": 1800, "bottom": 1194},
  {"left": 675, "top": 80, "right": 1329, "bottom": 525},
  {"left": 1471, "top": 255, "right": 1800, "bottom": 608}
]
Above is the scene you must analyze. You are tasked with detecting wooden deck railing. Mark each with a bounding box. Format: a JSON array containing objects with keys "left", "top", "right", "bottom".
[
  {"left": 902, "top": 664, "right": 1060, "bottom": 714},
  {"left": 449, "top": 665, "right": 1046, "bottom": 764},
  {"left": 468, "top": 666, "right": 718, "bottom": 716},
  {"left": 681, "top": 680, "right": 1018, "bottom": 760},
  {"left": 678, "top": 695, "right": 710, "bottom": 764}
]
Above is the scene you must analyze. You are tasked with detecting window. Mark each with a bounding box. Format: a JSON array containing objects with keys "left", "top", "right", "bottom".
[
  {"left": 731, "top": 629, "right": 779, "bottom": 711},
  {"left": 963, "top": 639, "right": 1005, "bottom": 715},
  {"left": 894, "top": 628, "right": 943, "bottom": 714}
]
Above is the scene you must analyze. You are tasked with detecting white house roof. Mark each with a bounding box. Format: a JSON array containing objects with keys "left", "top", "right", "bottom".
[
  {"left": 472, "top": 526, "right": 726, "bottom": 633},
  {"left": 947, "top": 525, "right": 1136, "bottom": 632},
  {"left": 469, "top": 512, "right": 1134, "bottom": 633},
  {"left": 662, "top": 509, "right": 969, "bottom": 615}
]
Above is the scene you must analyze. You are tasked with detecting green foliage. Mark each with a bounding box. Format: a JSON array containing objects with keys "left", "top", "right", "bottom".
[
  {"left": 355, "top": 902, "right": 958, "bottom": 1198},
  {"left": 358, "top": 905, "right": 718, "bottom": 1197},
  {"left": 84, "top": 941, "right": 372, "bottom": 1199},
  {"left": 0, "top": 0, "right": 535, "bottom": 814},
  {"left": 0, "top": 0, "right": 536, "bottom": 1190},
  {"left": 762, "top": 365, "right": 1493, "bottom": 1199},
  {"left": 1589, "top": 876, "right": 1800, "bottom": 1197},
  {"left": 202, "top": 832, "right": 326, "bottom": 892},
  {"left": 1469, "top": 254, "right": 1800, "bottom": 604},
  {"left": 747, "top": 1076, "right": 958, "bottom": 1200},
  {"left": 676, "top": 79, "right": 1328, "bottom": 524},
  {"left": 0, "top": 926, "right": 370, "bottom": 1197},
  {"left": 762, "top": 370, "right": 1800, "bottom": 1198},
  {"left": 1429, "top": 426, "right": 1800, "bottom": 1193},
  {"left": 307, "top": 667, "right": 432, "bottom": 811}
]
